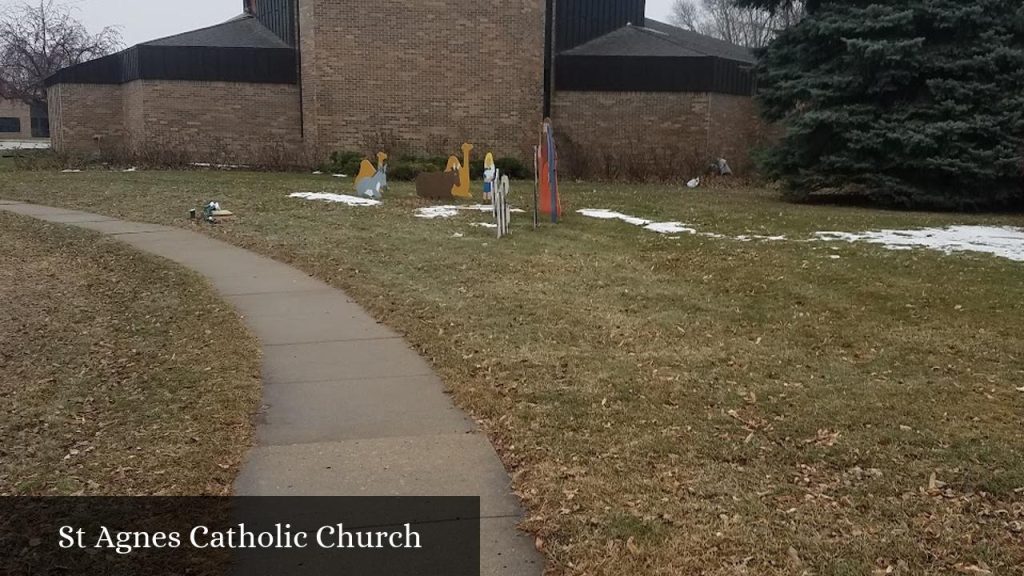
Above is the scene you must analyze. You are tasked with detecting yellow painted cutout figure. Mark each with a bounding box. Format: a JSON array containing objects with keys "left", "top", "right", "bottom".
[
  {"left": 355, "top": 151, "right": 388, "bottom": 186},
  {"left": 451, "top": 143, "right": 474, "bottom": 199},
  {"left": 483, "top": 152, "right": 496, "bottom": 202},
  {"left": 354, "top": 151, "right": 388, "bottom": 200}
]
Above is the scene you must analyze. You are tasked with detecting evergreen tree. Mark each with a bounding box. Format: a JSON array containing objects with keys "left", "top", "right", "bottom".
[{"left": 753, "top": 0, "right": 1024, "bottom": 209}]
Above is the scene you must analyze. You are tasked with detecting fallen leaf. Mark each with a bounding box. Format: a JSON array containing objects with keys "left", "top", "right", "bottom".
[
  {"left": 788, "top": 546, "right": 803, "bottom": 567},
  {"left": 928, "top": 472, "right": 947, "bottom": 492},
  {"left": 805, "top": 429, "right": 840, "bottom": 446},
  {"left": 955, "top": 562, "right": 992, "bottom": 575}
]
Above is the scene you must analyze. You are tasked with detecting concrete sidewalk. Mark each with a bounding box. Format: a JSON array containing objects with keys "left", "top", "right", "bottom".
[{"left": 0, "top": 201, "right": 542, "bottom": 575}]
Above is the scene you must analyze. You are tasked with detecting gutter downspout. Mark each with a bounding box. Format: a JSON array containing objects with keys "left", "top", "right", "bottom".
[
  {"left": 543, "top": 0, "right": 555, "bottom": 118},
  {"left": 295, "top": 0, "right": 304, "bottom": 140}
]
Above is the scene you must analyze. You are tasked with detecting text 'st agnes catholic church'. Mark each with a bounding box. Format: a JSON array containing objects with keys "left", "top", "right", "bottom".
[{"left": 46, "top": 0, "right": 772, "bottom": 176}]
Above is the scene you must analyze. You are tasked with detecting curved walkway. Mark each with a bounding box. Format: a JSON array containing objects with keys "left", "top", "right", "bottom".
[{"left": 0, "top": 200, "right": 542, "bottom": 576}]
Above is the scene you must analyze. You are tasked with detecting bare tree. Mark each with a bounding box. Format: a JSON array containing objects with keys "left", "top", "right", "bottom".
[
  {"left": 671, "top": 0, "right": 802, "bottom": 49},
  {"left": 0, "top": 0, "right": 122, "bottom": 107},
  {"left": 671, "top": 0, "right": 705, "bottom": 33}
]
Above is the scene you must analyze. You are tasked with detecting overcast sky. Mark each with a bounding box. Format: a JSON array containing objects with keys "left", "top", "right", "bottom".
[{"left": 1, "top": 0, "right": 677, "bottom": 47}]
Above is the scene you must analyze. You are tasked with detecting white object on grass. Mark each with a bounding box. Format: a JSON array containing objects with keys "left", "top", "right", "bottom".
[
  {"left": 289, "top": 192, "right": 382, "bottom": 206},
  {"left": 816, "top": 226, "right": 1024, "bottom": 262},
  {"left": 471, "top": 222, "right": 499, "bottom": 228},
  {"left": 687, "top": 177, "right": 701, "bottom": 188},
  {"left": 717, "top": 159, "right": 733, "bottom": 176},
  {"left": 61, "top": 169, "right": 82, "bottom": 173}
]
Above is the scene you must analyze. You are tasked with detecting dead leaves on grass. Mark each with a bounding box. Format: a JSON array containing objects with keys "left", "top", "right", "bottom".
[
  {"left": 804, "top": 429, "right": 841, "bottom": 447},
  {"left": 0, "top": 215, "right": 260, "bottom": 495},
  {"left": 954, "top": 562, "right": 993, "bottom": 575}
]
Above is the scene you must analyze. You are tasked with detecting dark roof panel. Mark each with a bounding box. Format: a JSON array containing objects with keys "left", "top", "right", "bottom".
[
  {"left": 143, "top": 15, "right": 290, "bottom": 49},
  {"left": 643, "top": 19, "right": 756, "bottom": 63},
  {"left": 562, "top": 20, "right": 755, "bottom": 64},
  {"left": 561, "top": 25, "right": 706, "bottom": 57}
]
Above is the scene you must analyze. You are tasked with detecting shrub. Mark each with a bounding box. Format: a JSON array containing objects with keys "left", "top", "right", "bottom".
[
  {"left": 756, "top": 0, "right": 1024, "bottom": 210},
  {"left": 320, "top": 151, "right": 364, "bottom": 176},
  {"left": 388, "top": 161, "right": 430, "bottom": 181},
  {"left": 470, "top": 156, "right": 531, "bottom": 180}
]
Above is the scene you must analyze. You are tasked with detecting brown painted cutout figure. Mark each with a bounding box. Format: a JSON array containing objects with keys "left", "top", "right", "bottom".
[{"left": 416, "top": 156, "right": 462, "bottom": 200}]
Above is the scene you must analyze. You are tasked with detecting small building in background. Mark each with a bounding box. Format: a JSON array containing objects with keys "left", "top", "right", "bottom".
[
  {"left": 46, "top": 14, "right": 299, "bottom": 162},
  {"left": 0, "top": 98, "right": 49, "bottom": 140},
  {"left": 45, "top": 0, "right": 771, "bottom": 177}
]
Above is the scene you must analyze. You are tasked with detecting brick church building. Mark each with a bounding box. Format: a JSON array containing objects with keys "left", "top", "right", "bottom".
[{"left": 46, "top": 0, "right": 770, "bottom": 176}]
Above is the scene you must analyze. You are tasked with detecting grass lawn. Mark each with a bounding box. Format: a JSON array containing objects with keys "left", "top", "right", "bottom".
[
  {"left": 2, "top": 167, "right": 1023, "bottom": 574},
  {"left": 0, "top": 210, "right": 261, "bottom": 495}
]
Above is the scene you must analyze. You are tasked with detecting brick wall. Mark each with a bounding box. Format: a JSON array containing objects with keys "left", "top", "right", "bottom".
[
  {"left": 123, "top": 80, "right": 302, "bottom": 164},
  {"left": 301, "top": 0, "right": 545, "bottom": 162},
  {"left": 0, "top": 98, "right": 33, "bottom": 139},
  {"left": 552, "top": 90, "right": 772, "bottom": 180},
  {"left": 50, "top": 80, "right": 302, "bottom": 164},
  {"left": 47, "top": 84, "right": 126, "bottom": 156},
  {"left": 707, "top": 93, "right": 775, "bottom": 173}
]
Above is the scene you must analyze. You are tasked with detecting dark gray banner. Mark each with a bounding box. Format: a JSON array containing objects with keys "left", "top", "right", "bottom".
[{"left": 1, "top": 497, "right": 480, "bottom": 576}]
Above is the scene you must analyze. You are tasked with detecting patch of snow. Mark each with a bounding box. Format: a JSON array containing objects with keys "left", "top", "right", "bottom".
[
  {"left": 459, "top": 204, "right": 525, "bottom": 213},
  {"left": 289, "top": 192, "right": 381, "bottom": 206},
  {"left": 60, "top": 169, "right": 81, "bottom": 173},
  {"left": 577, "top": 209, "right": 652, "bottom": 226},
  {"left": 734, "top": 234, "right": 788, "bottom": 242},
  {"left": 416, "top": 205, "right": 524, "bottom": 219},
  {"left": 578, "top": 209, "right": 695, "bottom": 236},
  {"left": 416, "top": 206, "right": 460, "bottom": 219},
  {"left": 0, "top": 140, "right": 50, "bottom": 150},
  {"left": 471, "top": 222, "right": 498, "bottom": 228},
  {"left": 332, "top": 174, "right": 348, "bottom": 178},
  {"left": 646, "top": 222, "right": 696, "bottom": 235},
  {"left": 815, "top": 226, "right": 1024, "bottom": 262},
  {"left": 191, "top": 162, "right": 247, "bottom": 170},
  {"left": 580, "top": 208, "right": 792, "bottom": 240},
  {"left": 122, "top": 167, "right": 137, "bottom": 173}
]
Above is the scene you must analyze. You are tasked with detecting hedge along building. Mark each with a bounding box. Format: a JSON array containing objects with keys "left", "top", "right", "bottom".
[{"left": 46, "top": 0, "right": 770, "bottom": 174}]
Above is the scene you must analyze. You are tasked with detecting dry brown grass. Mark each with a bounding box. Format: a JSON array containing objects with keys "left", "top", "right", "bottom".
[
  {"left": 2, "top": 168, "right": 1023, "bottom": 574},
  {"left": 0, "top": 212, "right": 261, "bottom": 496}
]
